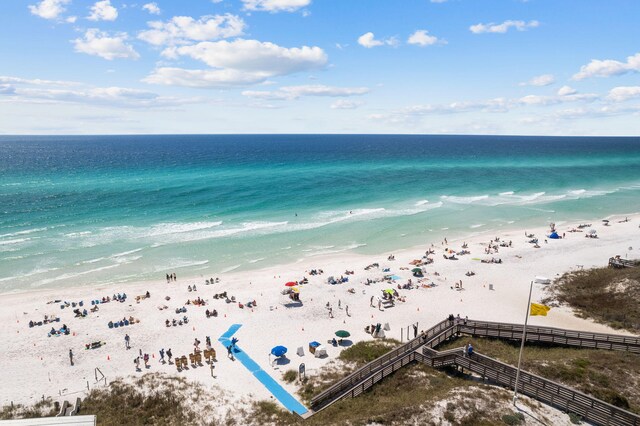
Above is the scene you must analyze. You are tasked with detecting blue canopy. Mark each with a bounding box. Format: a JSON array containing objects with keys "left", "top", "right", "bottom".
[
  {"left": 549, "top": 232, "right": 560, "bottom": 239},
  {"left": 271, "top": 345, "right": 288, "bottom": 357}
]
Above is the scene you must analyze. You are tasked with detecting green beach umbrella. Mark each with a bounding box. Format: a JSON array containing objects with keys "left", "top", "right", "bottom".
[
  {"left": 411, "top": 267, "right": 422, "bottom": 273},
  {"left": 384, "top": 289, "right": 395, "bottom": 294},
  {"left": 335, "top": 330, "right": 350, "bottom": 338}
]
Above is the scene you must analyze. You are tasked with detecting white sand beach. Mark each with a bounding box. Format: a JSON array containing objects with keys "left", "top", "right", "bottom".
[{"left": 1, "top": 213, "right": 638, "bottom": 418}]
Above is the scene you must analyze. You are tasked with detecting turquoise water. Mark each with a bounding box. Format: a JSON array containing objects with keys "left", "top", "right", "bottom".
[{"left": 1, "top": 135, "right": 639, "bottom": 292}]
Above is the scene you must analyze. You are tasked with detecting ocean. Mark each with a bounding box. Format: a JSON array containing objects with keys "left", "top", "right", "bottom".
[{"left": 1, "top": 134, "right": 639, "bottom": 292}]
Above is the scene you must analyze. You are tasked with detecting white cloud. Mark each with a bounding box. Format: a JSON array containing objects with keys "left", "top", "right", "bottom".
[
  {"left": 357, "top": 32, "right": 398, "bottom": 48},
  {"left": 331, "top": 99, "right": 363, "bottom": 109},
  {"left": 607, "top": 86, "right": 640, "bottom": 102},
  {"left": 66, "top": 15, "right": 77, "bottom": 23},
  {"left": 142, "top": 2, "right": 161, "bottom": 15},
  {"left": 370, "top": 90, "right": 601, "bottom": 124},
  {"left": 242, "top": 0, "right": 310, "bottom": 13},
  {"left": 572, "top": 53, "right": 640, "bottom": 80},
  {"left": 430, "top": 0, "right": 448, "bottom": 3},
  {"left": 407, "top": 30, "right": 444, "bottom": 46},
  {"left": 73, "top": 29, "right": 140, "bottom": 60},
  {"left": 138, "top": 14, "right": 245, "bottom": 46},
  {"left": 519, "top": 74, "right": 555, "bottom": 87},
  {"left": 557, "top": 85, "right": 577, "bottom": 96},
  {"left": 88, "top": 0, "right": 118, "bottom": 21},
  {"left": 470, "top": 20, "right": 539, "bottom": 34},
  {"left": 0, "top": 75, "right": 202, "bottom": 108},
  {"left": 147, "top": 39, "right": 327, "bottom": 87},
  {"left": 143, "top": 67, "right": 271, "bottom": 87},
  {"left": 242, "top": 85, "right": 369, "bottom": 100},
  {"left": 0, "top": 76, "right": 81, "bottom": 86},
  {"left": 29, "top": 0, "right": 70, "bottom": 20}
]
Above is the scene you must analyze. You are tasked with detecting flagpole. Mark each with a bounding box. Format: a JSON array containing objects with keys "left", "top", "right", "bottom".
[{"left": 513, "top": 280, "right": 533, "bottom": 405}]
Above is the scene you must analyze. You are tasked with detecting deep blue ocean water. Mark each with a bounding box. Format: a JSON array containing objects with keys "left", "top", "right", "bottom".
[{"left": 1, "top": 134, "right": 640, "bottom": 292}]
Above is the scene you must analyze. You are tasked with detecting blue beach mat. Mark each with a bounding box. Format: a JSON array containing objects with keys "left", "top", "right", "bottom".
[{"left": 219, "top": 324, "right": 308, "bottom": 415}]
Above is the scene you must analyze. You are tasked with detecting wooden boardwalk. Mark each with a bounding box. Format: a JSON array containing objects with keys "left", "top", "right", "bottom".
[
  {"left": 307, "top": 318, "right": 640, "bottom": 426},
  {"left": 609, "top": 257, "right": 636, "bottom": 268}
]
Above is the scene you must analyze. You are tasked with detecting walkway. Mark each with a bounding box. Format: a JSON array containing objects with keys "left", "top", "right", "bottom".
[{"left": 218, "top": 324, "right": 308, "bottom": 416}]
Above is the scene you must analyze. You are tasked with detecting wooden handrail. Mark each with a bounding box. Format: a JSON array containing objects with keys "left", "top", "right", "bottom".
[
  {"left": 307, "top": 317, "right": 640, "bottom": 423},
  {"left": 424, "top": 351, "right": 640, "bottom": 426},
  {"left": 310, "top": 318, "right": 454, "bottom": 407}
]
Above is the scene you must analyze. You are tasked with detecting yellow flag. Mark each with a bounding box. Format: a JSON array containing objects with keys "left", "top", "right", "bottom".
[{"left": 530, "top": 303, "right": 551, "bottom": 316}]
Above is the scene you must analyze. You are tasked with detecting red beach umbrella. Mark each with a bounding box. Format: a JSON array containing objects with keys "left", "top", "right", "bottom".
[{"left": 285, "top": 281, "right": 297, "bottom": 287}]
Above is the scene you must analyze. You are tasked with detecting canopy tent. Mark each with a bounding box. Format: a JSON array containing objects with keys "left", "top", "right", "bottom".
[{"left": 549, "top": 232, "right": 560, "bottom": 239}]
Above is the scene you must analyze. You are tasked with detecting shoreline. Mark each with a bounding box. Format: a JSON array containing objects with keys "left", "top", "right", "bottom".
[
  {"left": 2, "top": 209, "right": 637, "bottom": 299},
  {"left": 1, "top": 211, "right": 639, "bottom": 414}
]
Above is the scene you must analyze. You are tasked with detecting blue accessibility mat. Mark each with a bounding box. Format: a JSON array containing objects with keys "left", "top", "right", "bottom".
[{"left": 219, "top": 324, "right": 308, "bottom": 416}]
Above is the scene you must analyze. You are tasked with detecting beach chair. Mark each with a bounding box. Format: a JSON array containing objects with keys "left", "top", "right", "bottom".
[
  {"left": 176, "top": 360, "right": 182, "bottom": 372},
  {"left": 181, "top": 356, "right": 188, "bottom": 369},
  {"left": 195, "top": 352, "right": 202, "bottom": 365}
]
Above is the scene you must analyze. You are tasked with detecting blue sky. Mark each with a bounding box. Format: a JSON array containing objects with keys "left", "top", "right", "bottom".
[{"left": 1, "top": 0, "right": 639, "bottom": 135}]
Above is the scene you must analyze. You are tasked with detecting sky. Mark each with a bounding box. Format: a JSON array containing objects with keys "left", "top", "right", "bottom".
[{"left": 1, "top": 0, "right": 639, "bottom": 135}]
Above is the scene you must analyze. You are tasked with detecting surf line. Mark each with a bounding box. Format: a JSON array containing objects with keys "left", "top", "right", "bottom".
[{"left": 218, "top": 324, "right": 308, "bottom": 415}]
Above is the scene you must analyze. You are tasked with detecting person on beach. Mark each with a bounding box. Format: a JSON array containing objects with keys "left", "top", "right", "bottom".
[
  {"left": 143, "top": 353, "right": 149, "bottom": 368},
  {"left": 69, "top": 349, "right": 74, "bottom": 366},
  {"left": 124, "top": 334, "right": 130, "bottom": 350},
  {"left": 328, "top": 307, "right": 333, "bottom": 318},
  {"left": 167, "top": 348, "right": 173, "bottom": 364},
  {"left": 159, "top": 348, "right": 165, "bottom": 363},
  {"left": 227, "top": 345, "right": 234, "bottom": 360},
  {"left": 346, "top": 305, "right": 350, "bottom": 317},
  {"left": 370, "top": 295, "right": 374, "bottom": 307}
]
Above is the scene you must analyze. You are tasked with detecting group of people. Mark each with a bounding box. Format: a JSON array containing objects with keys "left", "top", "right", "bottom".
[
  {"left": 48, "top": 324, "right": 70, "bottom": 337},
  {"left": 165, "top": 316, "right": 189, "bottom": 327},
  {"left": 166, "top": 273, "right": 177, "bottom": 283}
]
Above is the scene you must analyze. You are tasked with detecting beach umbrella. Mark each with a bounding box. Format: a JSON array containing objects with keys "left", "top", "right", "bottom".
[
  {"left": 291, "top": 287, "right": 300, "bottom": 293},
  {"left": 384, "top": 289, "right": 395, "bottom": 294},
  {"left": 335, "top": 330, "right": 350, "bottom": 338},
  {"left": 271, "top": 345, "right": 287, "bottom": 357},
  {"left": 588, "top": 229, "right": 597, "bottom": 234},
  {"left": 285, "top": 282, "right": 297, "bottom": 287},
  {"left": 411, "top": 267, "right": 422, "bottom": 273}
]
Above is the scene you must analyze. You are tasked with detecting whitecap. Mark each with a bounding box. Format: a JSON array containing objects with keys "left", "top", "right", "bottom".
[{"left": 220, "top": 264, "right": 241, "bottom": 273}]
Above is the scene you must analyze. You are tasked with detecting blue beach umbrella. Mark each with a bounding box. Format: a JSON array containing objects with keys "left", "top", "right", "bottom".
[{"left": 271, "top": 345, "right": 288, "bottom": 357}]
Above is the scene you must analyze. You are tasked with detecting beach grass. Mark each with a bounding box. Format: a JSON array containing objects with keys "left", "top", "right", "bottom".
[
  {"left": 251, "top": 362, "right": 545, "bottom": 425},
  {"left": 544, "top": 263, "right": 640, "bottom": 333},
  {"left": 250, "top": 340, "right": 554, "bottom": 425},
  {"left": 438, "top": 336, "right": 640, "bottom": 414},
  {"left": 0, "top": 398, "right": 56, "bottom": 420}
]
